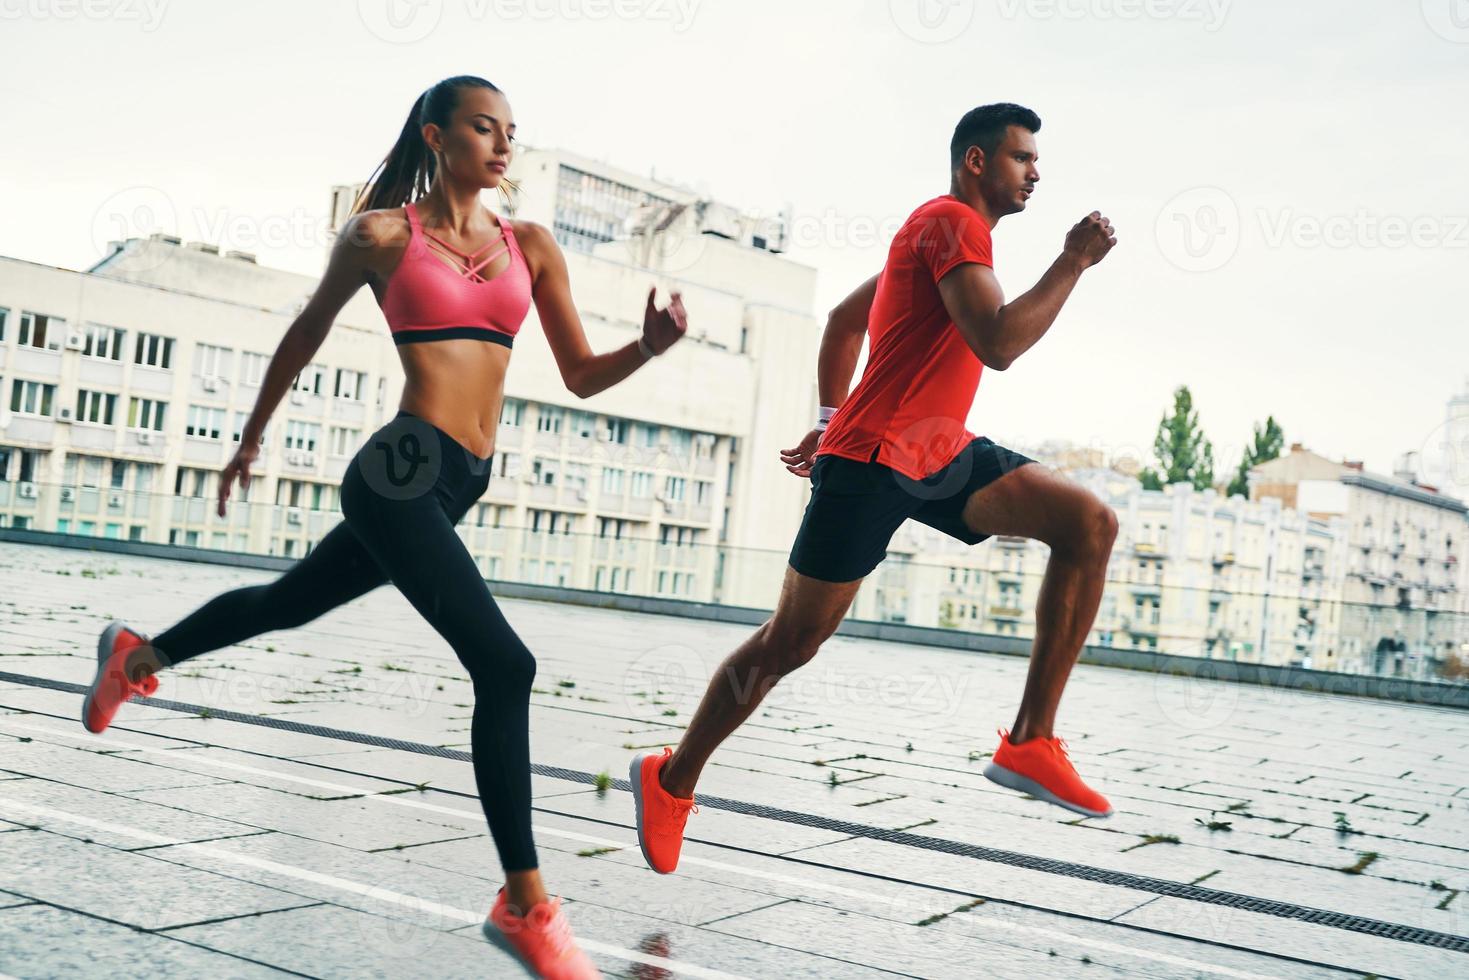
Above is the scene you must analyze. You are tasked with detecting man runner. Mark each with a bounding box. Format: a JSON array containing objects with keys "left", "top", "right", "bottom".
[{"left": 630, "top": 103, "right": 1120, "bottom": 874}]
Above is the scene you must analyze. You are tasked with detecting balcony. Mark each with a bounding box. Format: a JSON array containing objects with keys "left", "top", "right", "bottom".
[{"left": 989, "top": 605, "right": 1024, "bottom": 620}]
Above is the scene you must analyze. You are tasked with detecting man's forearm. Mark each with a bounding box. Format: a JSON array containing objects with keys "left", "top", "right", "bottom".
[
  {"left": 242, "top": 325, "right": 326, "bottom": 445},
  {"left": 992, "top": 251, "right": 1086, "bottom": 367},
  {"left": 818, "top": 274, "right": 878, "bottom": 407},
  {"left": 817, "top": 325, "right": 864, "bottom": 408}
]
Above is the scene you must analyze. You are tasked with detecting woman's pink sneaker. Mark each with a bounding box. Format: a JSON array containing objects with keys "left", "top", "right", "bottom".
[
  {"left": 482, "top": 887, "right": 601, "bottom": 979},
  {"left": 82, "top": 620, "right": 160, "bottom": 734}
]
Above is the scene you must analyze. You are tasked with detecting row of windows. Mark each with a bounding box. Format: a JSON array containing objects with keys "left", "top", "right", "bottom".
[
  {"left": 4, "top": 378, "right": 377, "bottom": 455},
  {"left": 0, "top": 309, "right": 378, "bottom": 402},
  {"left": 501, "top": 399, "right": 716, "bottom": 457}
]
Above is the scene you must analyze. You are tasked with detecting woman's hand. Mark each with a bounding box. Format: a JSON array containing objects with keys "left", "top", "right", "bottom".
[
  {"left": 218, "top": 439, "right": 261, "bottom": 517},
  {"left": 642, "top": 285, "right": 688, "bottom": 355},
  {"left": 779, "top": 427, "right": 824, "bottom": 478}
]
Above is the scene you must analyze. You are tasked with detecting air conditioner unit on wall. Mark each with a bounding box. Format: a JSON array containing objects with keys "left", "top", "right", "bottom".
[
  {"left": 290, "top": 390, "right": 306, "bottom": 405},
  {"left": 18, "top": 482, "right": 37, "bottom": 499},
  {"left": 201, "top": 376, "right": 219, "bottom": 392},
  {"left": 286, "top": 508, "right": 303, "bottom": 525},
  {"left": 136, "top": 431, "right": 155, "bottom": 445},
  {"left": 64, "top": 331, "right": 87, "bottom": 351},
  {"left": 59, "top": 486, "right": 76, "bottom": 502},
  {"left": 57, "top": 407, "right": 74, "bottom": 422},
  {"left": 107, "top": 492, "right": 125, "bottom": 507}
]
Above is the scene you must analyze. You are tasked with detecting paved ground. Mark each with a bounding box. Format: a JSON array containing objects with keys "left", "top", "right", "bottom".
[{"left": 0, "top": 541, "right": 1465, "bottom": 979}]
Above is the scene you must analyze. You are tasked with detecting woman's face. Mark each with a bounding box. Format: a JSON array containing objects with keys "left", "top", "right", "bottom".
[{"left": 432, "top": 86, "right": 515, "bottom": 189}]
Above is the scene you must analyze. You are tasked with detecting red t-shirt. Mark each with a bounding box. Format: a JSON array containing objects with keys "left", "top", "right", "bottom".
[{"left": 816, "top": 194, "right": 994, "bottom": 481}]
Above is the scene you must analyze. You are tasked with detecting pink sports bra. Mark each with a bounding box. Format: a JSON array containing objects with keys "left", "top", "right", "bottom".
[{"left": 379, "top": 201, "right": 533, "bottom": 348}]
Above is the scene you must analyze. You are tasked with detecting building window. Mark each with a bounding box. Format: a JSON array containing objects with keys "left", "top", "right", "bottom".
[
  {"left": 635, "top": 422, "right": 659, "bottom": 449},
  {"left": 174, "top": 467, "right": 211, "bottom": 498},
  {"left": 232, "top": 411, "right": 267, "bottom": 445},
  {"left": 0, "top": 306, "right": 8, "bottom": 341},
  {"left": 569, "top": 410, "right": 595, "bottom": 439},
  {"left": 492, "top": 450, "right": 521, "bottom": 478},
  {"left": 531, "top": 457, "right": 557, "bottom": 486},
  {"left": 76, "top": 389, "right": 117, "bottom": 425},
  {"left": 185, "top": 405, "right": 225, "bottom": 439},
  {"left": 240, "top": 351, "right": 268, "bottom": 386},
  {"left": 127, "top": 397, "right": 166, "bottom": 431},
  {"left": 283, "top": 419, "right": 320, "bottom": 451},
  {"left": 328, "top": 426, "right": 361, "bottom": 457},
  {"left": 334, "top": 368, "right": 365, "bottom": 401},
  {"left": 601, "top": 467, "right": 625, "bottom": 494},
  {"left": 667, "top": 428, "right": 692, "bottom": 456},
  {"left": 12, "top": 380, "right": 56, "bottom": 417},
  {"left": 663, "top": 476, "right": 686, "bottom": 502},
  {"left": 630, "top": 470, "right": 653, "bottom": 498},
  {"left": 83, "top": 323, "right": 125, "bottom": 360},
  {"left": 291, "top": 364, "right": 324, "bottom": 395},
  {"left": 538, "top": 405, "right": 564, "bottom": 434},
  {"left": 18, "top": 312, "right": 64, "bottom": 350},
  {"left": 500, "top": 398, "right": 525, "bottom": 427},
  {"left": 195, "top": 342, "right": 230, "bottom": 379},
  {"left": 133, "top": 332, "right": 174, "bottom": 368},
  {"left": 606, "top": 417, "right": 629, "bottom": 445}
]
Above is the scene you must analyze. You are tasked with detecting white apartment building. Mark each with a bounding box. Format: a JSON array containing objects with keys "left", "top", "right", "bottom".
[
  {"left": 844, "top": 438, "right": 1469, "bottom": 679},
  {"left": 1254, "top": 445, "right": 1468, "bottom": 679},
  {"left": 0, "top": 146, "right": 821, "bottom": 608}
]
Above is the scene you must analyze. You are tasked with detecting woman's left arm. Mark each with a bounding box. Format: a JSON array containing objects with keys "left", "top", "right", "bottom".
[{"left": 518, "top": 220, "right": 688, "bottom": 399}]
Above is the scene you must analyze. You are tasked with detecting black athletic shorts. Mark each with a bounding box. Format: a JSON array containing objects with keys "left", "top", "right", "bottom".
[{"left": 788, "top": 436, "right": 1037, "bottom": 583}]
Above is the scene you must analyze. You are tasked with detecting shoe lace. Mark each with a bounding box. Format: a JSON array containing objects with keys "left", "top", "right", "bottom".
[
  {"left": 1049, "top": 736, "right": 1079, "bottom": 773},
  {"left": 657, "top": 795, "right": 698, "bottom": 836},
  {"left": 529, "top": 900, "right": 576, "bottom": 958}
]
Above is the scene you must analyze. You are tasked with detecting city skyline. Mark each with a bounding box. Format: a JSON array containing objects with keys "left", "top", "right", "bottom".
[{"left": 3, "top": 1, "right": 1465, "bottom": 479}]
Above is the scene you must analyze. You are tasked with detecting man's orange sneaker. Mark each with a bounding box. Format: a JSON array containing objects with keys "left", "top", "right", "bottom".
[
  {"left": 482, "top": 887, "right": 601, "bottom": 979},
  {"left": 82, "top": 620, "right": 161, "bottom": 734},
  {"left": 629, "top": 747, "right": 697, "bottom": 874},
  {"left": 984, "top": 728, "right": 1113, "bottom": 818}
]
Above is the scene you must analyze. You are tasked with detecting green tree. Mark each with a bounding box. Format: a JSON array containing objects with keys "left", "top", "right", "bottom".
[
  {"left": 1227, "top": 416, "right": 1286, "bottom": 498},
  {"left": 1138, "top": 385, "right": 1216, "bottom": 492}
]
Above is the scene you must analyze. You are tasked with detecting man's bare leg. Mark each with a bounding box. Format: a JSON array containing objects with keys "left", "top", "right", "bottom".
[
  {"left": 958, "top": 462, "right": 1119, "bottom": 743},
  {"left": 659, "top": 566, "right": 862, "bottom": 798}
]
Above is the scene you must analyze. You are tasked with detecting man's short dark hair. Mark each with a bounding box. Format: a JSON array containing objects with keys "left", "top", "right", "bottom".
[{"left": 950, "top": 103, "right": 1042, "bottom": 170}]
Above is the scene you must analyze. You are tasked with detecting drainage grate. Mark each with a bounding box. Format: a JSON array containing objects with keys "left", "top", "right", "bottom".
[{"left": 3, "top": 668, "right": 1465, "bottom": 953}]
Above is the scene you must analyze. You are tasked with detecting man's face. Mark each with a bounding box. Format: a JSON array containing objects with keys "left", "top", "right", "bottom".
[{"left": 980, "top": 125, "right": 1040, "bottom": 216}]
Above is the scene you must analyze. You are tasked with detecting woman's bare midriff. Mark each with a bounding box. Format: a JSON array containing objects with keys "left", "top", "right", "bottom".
[
  {"left": 363, "top": 206, "right": 519, "bottom": 463},
  {"left": 395, "top": 339, "right": 509, "bottom": 461}
]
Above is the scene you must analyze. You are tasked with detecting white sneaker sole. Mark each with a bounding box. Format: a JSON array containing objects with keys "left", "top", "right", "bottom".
[
  {"left": 984, "top": 761, "right": 1113, "bottom": 818},
  {"left": 479, "top": 918, "right": 537, "bottom": 977},
  {"left": 628, "top": 752, "right": 667, "bottom": 873}
]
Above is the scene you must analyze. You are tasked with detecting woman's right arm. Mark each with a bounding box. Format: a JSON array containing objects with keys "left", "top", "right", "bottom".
[{"left": 218, "top": 211, "right": 387, "bottom": 517}]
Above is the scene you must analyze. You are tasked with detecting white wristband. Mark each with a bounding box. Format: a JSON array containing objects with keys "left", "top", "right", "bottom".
[
  {"left": 637, "top": 336, "right": 656, "bottom": 360},
  {"left": 815, "top": 405, "right": 838, "bottom": 430}
]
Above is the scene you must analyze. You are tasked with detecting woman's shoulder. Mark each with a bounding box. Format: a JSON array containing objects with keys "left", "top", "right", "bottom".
[
  {"left": 507, "top": 217, "right": 552, "bottom": 249},
  {"left": 344, "top": 206, "right": 411, "bottom": 249}
]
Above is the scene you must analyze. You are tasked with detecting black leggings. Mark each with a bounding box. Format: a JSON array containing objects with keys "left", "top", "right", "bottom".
[{"left": 150, "top": 409, "right": 538, "bottom": 872}]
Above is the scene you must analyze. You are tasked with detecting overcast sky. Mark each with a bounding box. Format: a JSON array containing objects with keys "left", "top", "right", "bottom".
[{"left": 4, "top": 0, "right": 1466, "bottom": 481}]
